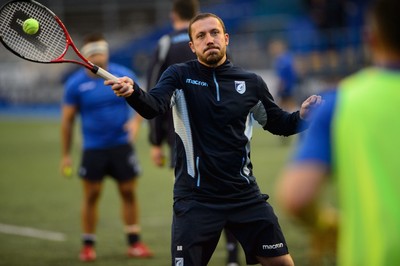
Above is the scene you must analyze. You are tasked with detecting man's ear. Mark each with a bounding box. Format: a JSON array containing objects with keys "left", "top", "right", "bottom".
[
  {"left": 189, "top": 41, "right": 196, "bottom": 53},
  {"left": 225, "top": 33, "right": 229, "bottom": 46}
]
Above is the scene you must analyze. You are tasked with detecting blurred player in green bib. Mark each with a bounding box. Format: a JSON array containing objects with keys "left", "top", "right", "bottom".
[{"left": 277, "top": 0, "right": 400, "bottom": 265}]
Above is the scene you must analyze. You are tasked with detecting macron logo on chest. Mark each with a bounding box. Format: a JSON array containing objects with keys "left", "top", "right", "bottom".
[{"left": 186, "top": 78, "right": 208, "bottom": 87}]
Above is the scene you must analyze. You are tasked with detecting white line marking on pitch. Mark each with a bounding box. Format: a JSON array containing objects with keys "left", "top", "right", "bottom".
[{"left": 0, "top": 223, "right": 66, "bottom": 241}]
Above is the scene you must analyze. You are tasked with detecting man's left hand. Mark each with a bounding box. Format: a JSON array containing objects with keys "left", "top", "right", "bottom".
[{"left": 299, "top": 95, "right": 323, "bottom": 120}]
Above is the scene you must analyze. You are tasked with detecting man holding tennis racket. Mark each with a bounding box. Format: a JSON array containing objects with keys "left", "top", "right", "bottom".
[
  {"left": 106, "top": 13, "right": 321, "bottom": 266},
  {"left": 61, "top": 33, "right": 152, "bottom": 262},
  {"left": 146, "top": 1, "right": 241, "bottom": 265}
]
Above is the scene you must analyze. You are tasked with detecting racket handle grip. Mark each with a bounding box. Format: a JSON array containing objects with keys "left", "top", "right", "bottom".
[{"left": 92, "top": 65, "right": 119, "bottom": 81}]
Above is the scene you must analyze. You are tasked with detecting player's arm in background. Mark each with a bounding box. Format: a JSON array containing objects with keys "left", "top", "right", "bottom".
[
  {"left": 60, "top": 103, "right": 77, "bottom": 177},
  {"left": 60, "top": 77, "right": 79, "bottom": 178}
]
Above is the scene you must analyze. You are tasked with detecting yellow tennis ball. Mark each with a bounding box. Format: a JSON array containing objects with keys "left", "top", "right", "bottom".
[
  {"left": 23, "top": 18, "right": 39, "bottom": 35},
  {"left": 63, "top": 166, "right": 72, "bottom": 177}
]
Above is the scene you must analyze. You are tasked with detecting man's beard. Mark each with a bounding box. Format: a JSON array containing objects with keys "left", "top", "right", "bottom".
[{"left": 199, "top": 48, "right": 225, "bottom": 66}]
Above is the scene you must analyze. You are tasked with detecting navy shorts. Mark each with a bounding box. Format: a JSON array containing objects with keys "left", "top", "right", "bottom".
[
  {"left": 171, "top": 198, "right": 289, "bottom": 266},
  {"left": 79, "top": 144, "right": 141, "bottom": 182}
]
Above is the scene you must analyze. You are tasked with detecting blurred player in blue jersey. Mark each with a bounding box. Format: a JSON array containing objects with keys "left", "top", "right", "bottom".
[
  {"left": 269, "top": 39, "right": 300, "bottom": 145},
  {"left": 60, "top": 33, "right": 152, "bottom": 262},
  {"left": 269, "top": 39, "right": 299, "bottom": 113}
]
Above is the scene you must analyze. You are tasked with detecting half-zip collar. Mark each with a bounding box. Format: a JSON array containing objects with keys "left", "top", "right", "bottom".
[
  {"left": 195, "top": 59, "right": 232, "bottom": 74},
  {"left": 195, "top": 59, "right": 232, "bottom": 102}
]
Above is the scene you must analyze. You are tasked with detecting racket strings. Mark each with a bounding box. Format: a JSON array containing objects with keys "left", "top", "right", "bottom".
[{"left": 0, "top": 1, "right": 66, "bottom": 62}]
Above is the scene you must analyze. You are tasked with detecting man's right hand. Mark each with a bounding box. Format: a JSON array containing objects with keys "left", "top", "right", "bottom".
[{"left": 104, "top": 76, "right": 135, "bottom": 97}]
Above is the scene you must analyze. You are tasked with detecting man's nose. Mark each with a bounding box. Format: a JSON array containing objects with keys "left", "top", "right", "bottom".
[{"left": 205, "top": 33, "right": 214, "bottom": 44}]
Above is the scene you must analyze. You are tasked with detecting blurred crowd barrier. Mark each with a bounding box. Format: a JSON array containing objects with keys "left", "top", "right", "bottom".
[{"left": 0, "top": 0, "right": 369, "bottom": 107}]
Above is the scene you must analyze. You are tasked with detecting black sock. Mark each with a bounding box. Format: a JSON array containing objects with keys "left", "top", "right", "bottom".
[
  {"left": 127, "top": 233, "right": 140, "bottom": 245},
  {"left": 82, "top": 234, "right": 95, "bottom": 247}
]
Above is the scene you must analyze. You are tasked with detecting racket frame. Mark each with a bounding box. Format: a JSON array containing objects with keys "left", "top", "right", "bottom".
[{"left": 0, "top": 0, "right": 118, "bottom": 81}]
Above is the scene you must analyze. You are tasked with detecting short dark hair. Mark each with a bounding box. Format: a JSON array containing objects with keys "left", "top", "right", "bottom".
[
  {"left": 172, "top": 0, "right": 199, "bottom": 21},
  {"left": 83, "top": 33, "right": 106, "bottom": 45},
  {"left": 188, "top": 13, "right": 226, "bottom": 42},
  {"left": 370, "top": 0, "right": 400, "bottom": 52}
]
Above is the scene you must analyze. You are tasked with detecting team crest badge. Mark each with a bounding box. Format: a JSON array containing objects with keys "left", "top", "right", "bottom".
[{"left": 235, "top": 81, "right": 246, "bottom": 94}]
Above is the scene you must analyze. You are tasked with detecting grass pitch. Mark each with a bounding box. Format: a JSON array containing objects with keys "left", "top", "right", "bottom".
[{"left": 0, "top": 118, "right": 332, "bottom": 266}]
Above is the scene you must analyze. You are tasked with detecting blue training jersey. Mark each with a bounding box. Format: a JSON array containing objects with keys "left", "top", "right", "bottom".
[{"left": 63, "top": 63, "right": 138, "bottom": 150}]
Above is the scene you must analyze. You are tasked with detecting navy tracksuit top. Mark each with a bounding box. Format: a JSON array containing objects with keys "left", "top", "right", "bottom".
[{"left": 127, "top": 59, "right": 304, "bottom": 203}]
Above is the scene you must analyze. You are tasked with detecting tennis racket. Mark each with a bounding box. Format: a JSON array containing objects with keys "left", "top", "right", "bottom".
[{"left": 0, "top": 0, "right": 118, "bottom": 81}]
